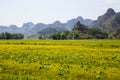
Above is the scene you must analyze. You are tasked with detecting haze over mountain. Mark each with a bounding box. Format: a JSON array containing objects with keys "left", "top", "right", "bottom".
[
  {"left": 0, "top": 8, "right": 120, "bottom": 38},
  {"left": 0, "top": 16, "right": 92, "bottom": 37}
]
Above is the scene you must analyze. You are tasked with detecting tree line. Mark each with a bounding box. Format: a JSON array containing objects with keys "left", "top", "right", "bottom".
[{"left": 0, "top": 32, "right": 24, "bottom": 39}]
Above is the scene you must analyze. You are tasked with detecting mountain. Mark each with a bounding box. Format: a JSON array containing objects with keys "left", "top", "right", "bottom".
[
  {"left": 0, "top": 25, "right": 20, "bottom": 34},
  {"left": 37, "top": 27, "right": 65, "bottom": 38},
  {"left": 72, "top": 21, "right": 88, "bottom": 33},
  {"left": 0, "top": 8, "right": 119, "bottom": 38},
  {"left": 0, "top": 16, "right": 92, "bottom": 37},
  {"left": 93, "top": 8, "right": 120, "bottom": 33},
  {"left": 21, "top": 22, "right": 47, "bottom": 37},
  {"left": 65, "top": 16, "right": 92, "bottom": 30},
  {"left": 49, "top": 21, "right": 66, "bottom": 30},
  {"left": 35, "top": 17, "right": 93, "bottom": 38}
]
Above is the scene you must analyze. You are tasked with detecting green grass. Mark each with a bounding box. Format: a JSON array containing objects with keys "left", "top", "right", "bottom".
[{"left": 0, "top": 40, "right": 120, "bottom": 80}]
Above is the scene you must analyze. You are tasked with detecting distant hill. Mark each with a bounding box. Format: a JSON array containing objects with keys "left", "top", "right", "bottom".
[
  {"left": 65, "top": 16, "right": 93, "bottom": 30},
  {"left": 92, "top": 8, "right": 120, "bottom": 33},
  {"left": 0, "top": 16, "right": 92, "bottom": 37},
  {"left": 37, "top": 27, "right": 65, "bottom": 38},
  {"left": 0, "top": 8, "right": 120, "bottom": 38}
]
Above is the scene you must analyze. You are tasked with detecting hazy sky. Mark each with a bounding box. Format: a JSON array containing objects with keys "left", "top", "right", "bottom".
[{"left": 0, "top": 0, "right": 120, "bottom": 27}]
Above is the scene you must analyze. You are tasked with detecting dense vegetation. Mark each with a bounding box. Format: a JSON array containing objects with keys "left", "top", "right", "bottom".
[
  {"left": 0, "top": 40, "right": 120, "bottom": 80},
  {"left": 114, "top": 27, "right": 120, "bottom": 39},
  {"left": 49, "top": 21, "right": 109, "bottom": 40},
  {"left": 0, "top": 32, "right": 24, "bottom": 39}
]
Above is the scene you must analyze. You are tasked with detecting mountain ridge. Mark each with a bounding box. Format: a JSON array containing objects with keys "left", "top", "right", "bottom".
[
  {"left": 93, "top": 8, "right": 120, "bottom": 33},
  {"left": 0, "top": 16, "right": 93, "bottom": 37},
  {"left": 0, "top": 8, "right": 120, "bottom": 38}
]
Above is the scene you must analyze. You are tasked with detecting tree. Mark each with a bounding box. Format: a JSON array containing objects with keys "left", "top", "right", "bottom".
[
  {"left": 4, "top": 32, "right": 12, "bottom": 39},
  {"left": 50, "top": 32, "right": 61, "bottom": 40},
  {"left": 88, "top": 28, "right": 108, "bottom": 39},
  {"left": 17, "top": 33, "right": 24, "bottom": 39},
  {"left": 114, "top": 27, "right": 120, "bottom": 39},
  {"left": 0, "top": 32, "right": 24, "bottom": 39}
]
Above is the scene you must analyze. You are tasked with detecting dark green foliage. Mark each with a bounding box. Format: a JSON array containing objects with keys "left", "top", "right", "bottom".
[
  {"left": 113, "top": 27, "right": 120, "bottom": 39},
  {"left": 0, "top": 32, "right": 24, "bottom": 39},
  {"left": 50, "top": 32, "right": 61, "bottom": 40},
  {"left": 88, "top": 28, "right": 108, "bottom": 39}
]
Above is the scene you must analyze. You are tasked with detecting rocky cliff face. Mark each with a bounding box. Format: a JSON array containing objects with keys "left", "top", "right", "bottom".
[
  {"left": 93, "top": 8, "right": 120, "bottom": 33},
  {"left": 72, "top": 21, "right": 87, "bottom": 32}
]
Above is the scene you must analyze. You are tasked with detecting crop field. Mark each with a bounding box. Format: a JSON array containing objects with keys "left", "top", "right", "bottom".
[{"left": 0, "top": 40, "right": 120, "bottom": 80}]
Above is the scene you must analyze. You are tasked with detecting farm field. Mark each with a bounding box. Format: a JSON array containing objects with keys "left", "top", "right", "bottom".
[{"left": 0, "top": 40, "right": 120, "bottom": 80}]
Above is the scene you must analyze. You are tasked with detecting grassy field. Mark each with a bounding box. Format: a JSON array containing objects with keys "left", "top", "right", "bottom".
[{"left": 0, "top": 40, "right": 120, "bottom": 80}]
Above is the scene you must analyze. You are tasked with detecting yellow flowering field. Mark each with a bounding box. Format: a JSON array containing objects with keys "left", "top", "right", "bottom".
[{"left": 0, "top": 40, "right": 120, "bottom": 80}]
